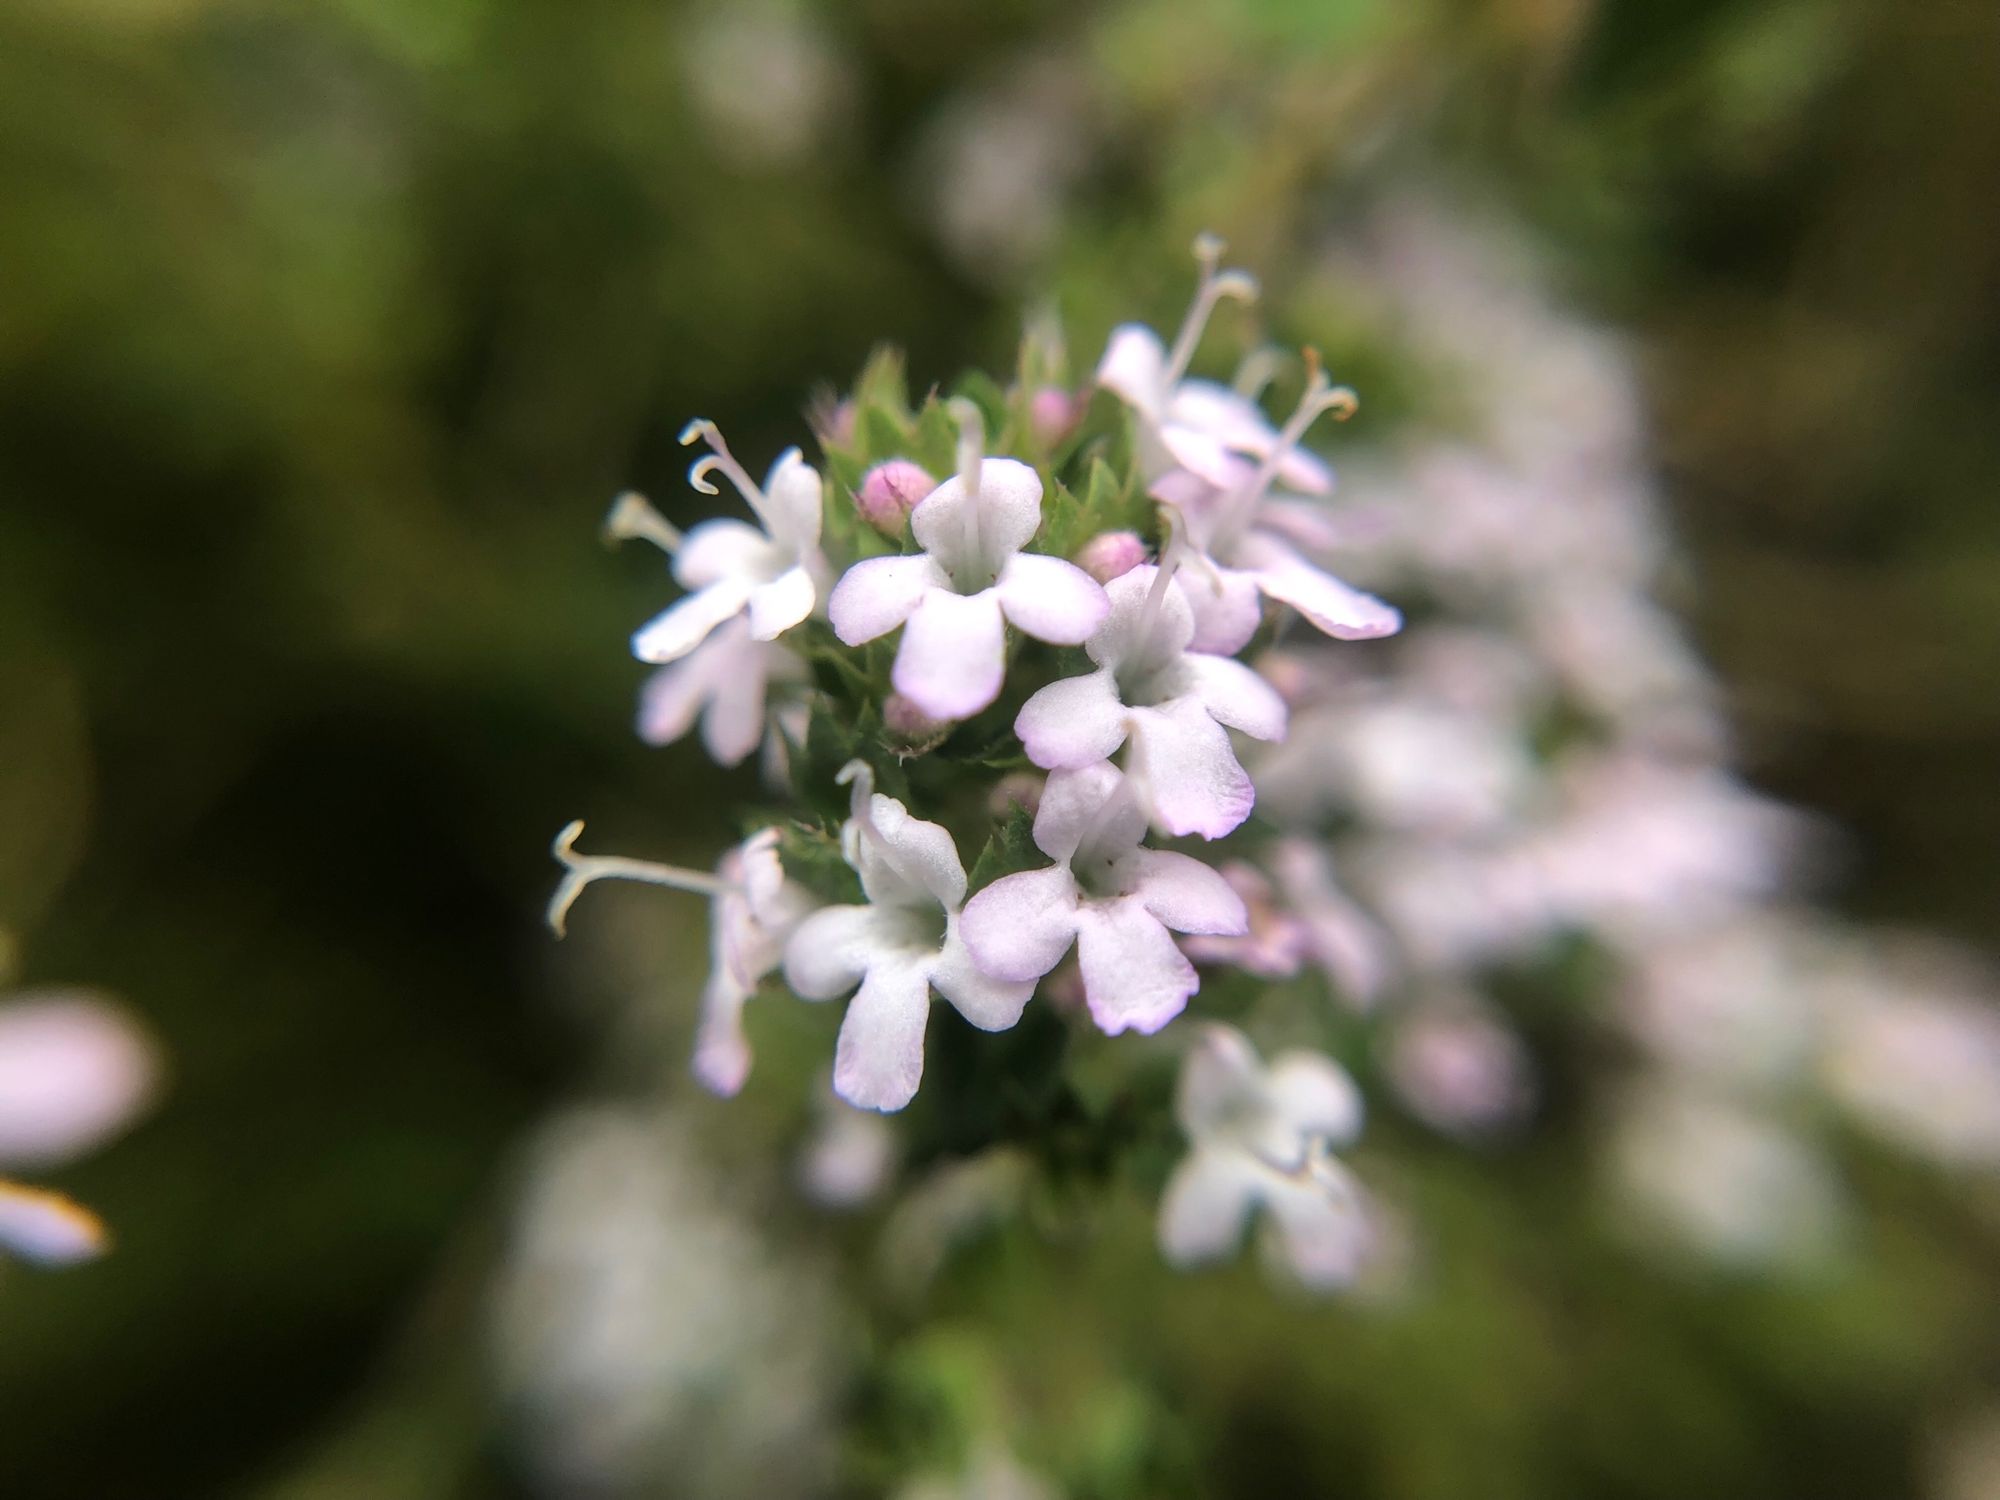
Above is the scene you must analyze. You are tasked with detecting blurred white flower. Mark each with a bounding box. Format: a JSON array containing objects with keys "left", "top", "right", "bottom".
[{"left": 0, "top": 989, "right": 158, "bottom": 1168}]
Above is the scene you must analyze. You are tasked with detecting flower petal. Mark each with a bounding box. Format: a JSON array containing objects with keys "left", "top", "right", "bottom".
[
  {"left": 995, "top": 553, "right": 1110, "bottom": 644},
  {"left": 1015, "top": 669, "right": 1129, "bottom": 771},
  {"left": 632, "top": 574, "right": 755, "bottom": 663},
  {"left": 1267, "top": 1053, "right": 1365, "bottom": 1149},
  {"left": 1157, "top": 1147, "right": 1259, "bottom": 1268},
  {"left": 0, "top": 1180, "right": 106, "bottom": 1266},
  {"left": 783, "top": 905, "right": 890, "bottom": 1000},
  {"left": 0, "top": 995, "right": 155, "bottom": 1168},
  {"left": 691, "top": 967, "right": 754, "bottom": 1097},
  {"left": 1181, "top": 566, "right": 1264, "bottom": 655},
  {"left": 746, "top": 564, "right": 816, "bottom": 641},
  {"left": 698, "top": 639, "right": 774, "bottom": 768},
  {"left": 636, "top": 651, "right": 720, "bottom": 750},
  {"left": 673, "top": 518, "right": 775, "bottom": 589},
  {"left": 892, "top": 588, "right": 1008, "bottom": 721},
  {"left": 1086, "top": 564, "right": 1196, "bottom": 670},
  {"left": 910, "top": 459, "right": 1044, "bottom": 576},
  {"left": 1240, "top": 532, "right": 1401, "bottom": 641},
  {"left": 854, "top": 793, "right": 968, "bottom": 911},
  {"left": 1125, "top": 697, "right": 1256, "bottom": 840},
  {"left": 1260, "top": 1160, "right": 1373, "bottom": 1291},
  {"left": 832, "top": 956, "right": 934, "bottom": 1112},
  {"left": 761, "top": 448, "right": 824, "bottom": 550},
  {"left": 1095, "top": 324, "right": 1167, "bottom": 417},
  {"left": 931, "top": 921, "right": 1037, "bottom": 1030},
  {"left": 1166, "top": 380, "right": 1280, "bottom": 455},
  {"left": 1184, "top": 653, "right": 1288, "bottom": 740},
  {"left": 828, "top": 554, "right": 944, "bottom": 645},
  {"left": 1074, "top": 897, "right": 1198, "bottom": 1035},
  {"left": 1174, "top": 1024, "right": 1268, "bottom": 1139},
  {"left": 960, "top": 866, "right": 1082, "bottom": 983},
  {"left": 1121, "top": 848, "right": 1248, "bottom": 936},
  {"left": 1038, "top": 761, "right": 1147, "bottom": 864}
]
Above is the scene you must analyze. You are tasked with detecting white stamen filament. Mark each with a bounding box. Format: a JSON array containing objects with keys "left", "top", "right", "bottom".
[
  {"left": 602, "top": 491, "right": 684, "bottom": 555},
  {"left": 1218, "top": 362, "right": 1357, "bottom": 548},
  {"left": 946, "top": 397, "right": 987, "bottom": 586},
  {"left": 1164, "top": 236, "right": 1259, "bottom": 388},
  {"left": 1231, "top": 346, "right": 1285, "bottom": 401},
  {"left": 547, "top": 819, "right": 723, "bottom": 938},
  {"left": 1133, "top": 553, "right": 1184, "bottom": 661},
  {"left": 680, "top": 418, "right": 779, "bottom": 535}
]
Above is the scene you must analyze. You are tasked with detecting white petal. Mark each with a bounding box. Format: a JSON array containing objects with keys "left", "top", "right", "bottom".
[
  {"left": 1085, "top": 564, "right": 1196, "bottom": 670},
  {"left": 959, "top": 866, "right": 1082, "bottom": 982},
  {"left": 1015, "top": 669, "right": 1128, "bottom": 770},
  {"left": 1276, "top": 446, "right": 1335, "bottom": 496},
  {"left": 1166, "top": 380, "right": 1280, "bottom": 453},
  {"left": 1261, "top": 1160, "right": 1373, "bottom": 1291},
  {"left": 746, "top": 564, "right": 816, "bottom": 641},
  {"left": 1095, "top": 324, "right": 1167, "bottom": 417},
  {"left": 761, "top": 448, "right": 824, "bottom": 550},
  {"left": 854, "top": 793, "right": 967, "bottom": 910},
  {"left": 1157, "top": 424, "right": 1247, "bottom": 489},
  {"left": 673, "top": 518, "right": 776, "bottom": 589},
  {"left": 1181, "top": 565, "right": 1264, "bottom": 654},
  {"left": 783, "top": 905, "right": 889, "bottom": 999},
  {"left": 1074, "top": 897, "right": 1199, "bottom": 1035},
  {"left": 636, "top": 655, "right": 716, "bottom": 749},
  {"left": 910, "top": 459, "right": 1044, "bottom": 577},
  {"left": 1125, "top": 697, "right": 1256, "bottom": 840},
  {"left": 931, "top": 921, "right": 1037, "bottom": 1030},
  {"left": 1240, "top": 532, "right": 1401, "bottom": 641},
  {"left": 1175, "top": 1024, "right": 1268, "bottom": 1139},
  {"left": 828, "top": 554, "right": 944, "bottom": 645},
  {"left": 1266, "top": 1053, "right": 1365, "bottom": 1148},
  {"left": 994, "top": 553, "right": 1110, "bottom": 644},
  {"left": 1157, "top": 1147, "right": 1259, "bottom": 1267},
  {"left": 971, "top": 458, "right": 1046, "bottom": 560},
  {"left": 0, "top": 1181, "right": 105, "bottom": 1266},
  {"left": 699, "top": 641, "right": 772, "bottom": 767},
  {"left": 892, "top": 588, "right": 1008, "bottom": 721},
  {"left": 1256, "top": 497, "right": 1350, "bottom": 551},
  {"left": 1120, "top": 849, "right": 1248, "bottom": 936},
  {"left": 0, "top": 994, "right": 155, "bottom": 1168},
  {"left": 1184, "top": 653, "right": 1288, "bottom": 740},
  {"left": 632, "top": 576, "right": 753, "bottom": 663},
  {"left": 832, "top": 956, "right": 934, "bottom": 1112},
  {"left": 691, "top": 968, "right": 754, "bottom": 1097},
  {"left": 1037, "top": 761, "right": 1147, "bottom": 864}
]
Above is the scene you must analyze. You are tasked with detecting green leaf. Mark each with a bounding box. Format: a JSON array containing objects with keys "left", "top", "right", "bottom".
[{"left": 966, "top": 803, "right": 1040, "bottom": 893}]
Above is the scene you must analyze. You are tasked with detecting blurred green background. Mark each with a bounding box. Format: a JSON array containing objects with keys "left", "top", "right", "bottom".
[{"left": 2, "top": 1, "right": 1997, "bottom": 1496}]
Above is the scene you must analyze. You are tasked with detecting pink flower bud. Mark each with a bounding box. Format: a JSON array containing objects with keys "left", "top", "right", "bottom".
[
  {"left": 883, "top": 692, "right": 953, "bottom": 752},
  {"left": 855, "top": 460, "right": 936, "bottom": 537},
  {"left": 1075, "top": 530, "right": 1148, "bottom": 584},
  {"left": 987, "top": 772, "right": 1043, "bottom": 819},
  {"left": 1028, "top": 384, "right": 1081, "bottom": 445}
]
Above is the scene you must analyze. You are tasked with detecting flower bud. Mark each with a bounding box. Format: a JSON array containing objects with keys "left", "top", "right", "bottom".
[
  {"left": 1075, "top": 530, "right": 1149, "bottom": 583},
  {"left": 883, "top": 692, "right": 954, "bottom": 754},
  {"left": 854, "top": 460, "right": 935, "bottom": 537},
  {"left": 1028, "top": 384, "right": 1081, "bottom": 446}
]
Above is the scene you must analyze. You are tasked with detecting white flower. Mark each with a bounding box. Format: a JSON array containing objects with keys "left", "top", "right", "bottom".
[
  {"left": 637, "top": 615, "right": 806, "bottom": 769},
  {"left": 797, "top": 1078, "right": 898, "bottom": 1209},
  {"left": 1014, "top": 564, "right": 1286, "bottom": 839},
  {"left": 781, "top": 762, "right": 1035, "bottom": 1112},
  {"left": 626, "top": 421, "right": 826, "bottom": 666},
  {"left": 1097, "top": 234, "right": 1332, "bottom": 495},
  {"left": 828, "top": 403, "right": 1107, "bottom": 721},
  {"left": 547, "top": 822, "right": 815, "bottom": 1096},
  {"left": 1181, "top": 839, "right": 1391, "bottom": 1008},
  {"left": 959, "top": 762, "right": 1246, "bottom": 1036},
  {"left": 1156, "top": 1024, "right": 1374, "bottom": 1291},
  {"left": 1149, "top": 366, "right": 1400, "bottom": 655}
]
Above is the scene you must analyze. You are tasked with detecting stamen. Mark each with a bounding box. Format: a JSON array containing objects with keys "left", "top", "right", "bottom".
[
  {"left": 1131, "top": 554, "right": 1184, "bottom": 665},
  {"left": 547, "top": 819, "right": 722, "bottom": 938},
  {"left": 1218, "top": 355, "right": 1358, "bottom": 543},
  {"left": 1231, "top": 346, "right": 1285, "bottom": 401},
  {"left": 1164, "top": 235, "right": 1260, "bottom": 388},
  {"left": 602, "top": 491, "right": 684, "bottom": 555},
  {"left": 680, "top": 418, "right": 778, "bottom": 533},
  {"left": 946, "top": 397, "right": 987, "bottom": 583}
]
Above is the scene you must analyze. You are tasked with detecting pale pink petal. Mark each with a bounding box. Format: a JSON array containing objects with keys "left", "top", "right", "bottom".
[
  {"left": 1039, "top": 761, "right": 1147, "bottom": 864},
  {"left": 971, "top": 458, "right": 1046, "bottom": 560},
  {"left": 1182, "top": 566, "right": 1264, "bottom": 654},
  {"left": 994, "top": 554, "right": 1109, "bottom": 644},
  {"left": 1256, "top": 497, "right": 1352, "bottom": 551},
  {"left": 636, "top": 655, "right": 717, "bottom": 749},
  {"left": 1275, "top": 447, "right": 1334, "bottom": 496},
  {"left": 632, "top": 576, "right": 753, "bottom": 663},
  {"left": 1157, "top": 1147, "right": 1258, "bottom": 1267},
  {"left": 1184, "top": 653, "right": 1288, "bottom": 740},
  {"left": 783, "top": 905, "right": 891, "bottom": 1000},
  {"left": 854, "top": 793, "right": 967, "bottom": 910},
  {"left": 931, "top": 924, "right": 1037, "bottom": 1030},
  {"left": 1267, "top": 1053, "right": 1365, "bottom": 1148},
  {"left": 1015, "top": 670, "right": 1128, "bottom": 770},
  {"left": 1074, "top": 898, "right": 1199, "bottom": 1035},
  {"left": 1086, "top": 565, "right": 1196, "bottom": 670},
  {"left": 892, "top": 589, "right": 1008, "bottom": 721},
  {"left": 1174, "top": 1025, "right": 1267, "bottom": 1138},
  {"left": 960, "top": 866, "right": 1082, "bottom": 982},
  {"left": 761, "top": 448, "right": 824, "bottom": 550},
  {"left": 673, "top": 517, "right": 773, "bottom": 588},
  {"left": 1095, "top": 324, "right": 1167, "bottom": 416},
  {"left": 1166, "top": 380, "right": 1280, "bottom": 453},
  {"left": 691, "top": 969, "right": 754, "bottom": 1097},
  {"left": 828, "top": 554, "right": 946, "bottom": 645},
  {"left": 1260, "top": 1162, "right": 1373, "bottom": 1290},
  {"left": 1240, "top": 532, "right": 1401, "bottom": 641},
  {"left": 0, "top": 1181, "right": 106, "bottom": 1266},
  {"left": 698, "top": 641, "right": 772, "bottom": 767},
  {"left": 1121, "top": 848, "right": 1248, "bottom": 937},
  {"left": 746, "top": 564, "right": 816, "bottom": 641},
  {"left": 832, "top": 956, "right": 934, "bottom": 1112},
  {"left": 910, "top": 459, "right": 1044, "bottom": 576},
  {"left": 1158, "top": 425, "right": 1245, "bottom": 489},
  {"left": 1125, "top": 698, "right": 1255, "bottom": 840},
  {"left": 0, "top": 995, "right": 156, "bottom": 1167}
]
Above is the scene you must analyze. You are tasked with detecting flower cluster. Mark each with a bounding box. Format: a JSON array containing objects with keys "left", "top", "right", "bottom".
[{"left": 551, "top": 238, "right": 1396, "bottom": 1287}]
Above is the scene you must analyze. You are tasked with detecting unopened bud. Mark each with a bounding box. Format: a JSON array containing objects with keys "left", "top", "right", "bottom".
[
  {"left": 855, "top": 460, "right": 936, "bottom": 537},
  {"left": 1076, "top": 530, "right": 1149, "bottom": 584},
  {"left": 883, "top": 692, "right": 954, "bottom": 754},
  {"left": 1028, "top": 385, "right": 1081, "bottom": 446},
  {"left": 988, "top": 772, "right": 1043, "bottom": 819}
]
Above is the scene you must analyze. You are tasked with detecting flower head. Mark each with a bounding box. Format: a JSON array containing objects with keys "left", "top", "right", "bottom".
[
  {"left": 1156, "top": 1024, "right": 1375, "bottom": 1290},
  {"left": 627, "top": 422, "right": 827, "bottom": 665},
  {"left": 1014, "top": 564, "right": 1287, "bottom": 838},
  {"left": 959, "top": 763, "right": 1246, "bottom": 1035},
  {"left": 828, "top": 403, "right": 1107, "bottom": 720},
  {"left": 782, "top": 763, "right": 1035, "bottom": 1111}
]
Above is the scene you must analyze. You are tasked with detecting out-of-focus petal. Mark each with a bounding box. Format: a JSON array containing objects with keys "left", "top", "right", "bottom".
[
  {"left": 1260, "top": 1160, "right": 1374, "bottom": 1291},
  {"left": 1174, "top": 1024, "right": 1268, "bottom": 1138},
  {"left": 0, "top": 1180, "right": 107, "bottom": 1266},
  {"left": 0, "top": 995, "right": 157, "bottom": 1168},
  {"left": 673, "top": 518, "right": 774, "bottom": 588},
  {"left": 746, "top": 564, "right": 816, "bottom": 641},
  {"left": 994, "top": 554, "right": 1110, "bottom": 644},
  {"left": 1181, "top": 566, "right": 1264, "bottom": 655},
  {"left": 1157, "top": 1147, "right": 1258, "bottom": 1267},
  {"left": 1266, "top": 1053, "right": 1366, "bottom": 1149},
  {"left": 1095, "top": 324, "right": 1167, "bottom": 416},
  {"left": 1184, "top": 653, "right": 1288, "bottom": 740},
  {"left": 761, "top": 448, "right": 824, "bottom": 550},
  {"left": 632, "top": 576, "right": 755, "bottom": 663}
]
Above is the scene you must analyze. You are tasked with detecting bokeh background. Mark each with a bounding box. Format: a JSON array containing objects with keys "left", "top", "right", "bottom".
[{"left": 3, "top": 1, "right": 1997, "bottom": 1496}]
